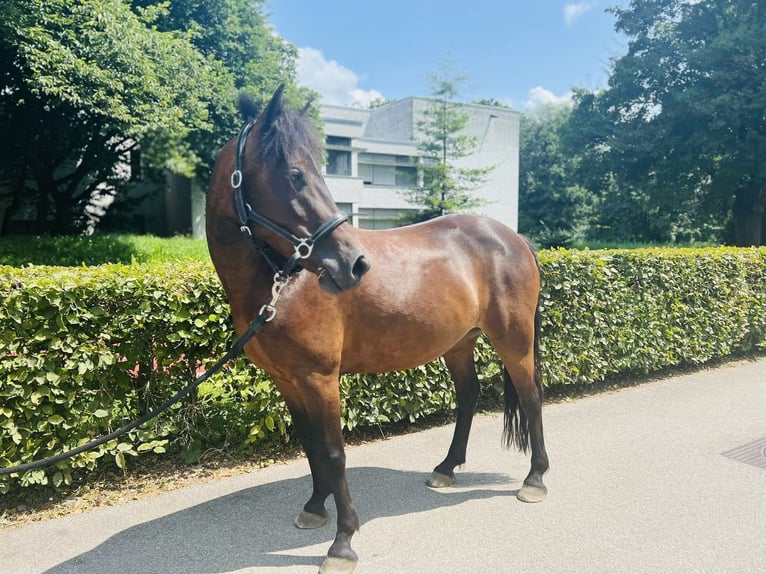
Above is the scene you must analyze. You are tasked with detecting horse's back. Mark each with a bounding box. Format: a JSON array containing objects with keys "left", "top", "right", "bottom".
[
  {"left": 356, "top": 214, "right": 538, "bottom": 293},
  {"left": 364, "top": 214, "right": 531, "bottom": 255}
]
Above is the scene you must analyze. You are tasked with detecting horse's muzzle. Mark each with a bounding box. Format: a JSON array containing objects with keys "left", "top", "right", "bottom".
[
  {"left": 352, "top": 254, "right": 371, "bottom": 281},
  {"left": 318, "top": 252, "right": 370, "bottom": 294}
]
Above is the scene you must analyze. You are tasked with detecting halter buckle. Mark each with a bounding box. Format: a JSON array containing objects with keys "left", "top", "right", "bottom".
[
  {"left": 294, "top": 239, "right": 314, "bottom": 260},
  {"left": 258, "top": 303, "right": 277, "bottom": 323}
]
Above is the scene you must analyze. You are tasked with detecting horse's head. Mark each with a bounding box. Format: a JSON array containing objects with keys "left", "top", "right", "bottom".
[{"left": 238, "top": 86, "right": 370, "bottom": 293}]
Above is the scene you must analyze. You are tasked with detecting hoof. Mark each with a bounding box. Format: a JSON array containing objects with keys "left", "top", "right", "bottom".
[
  {"left": 295, "top": 510, "right": 329, "bottom": 530},
  {"left": 426, "top": 471, "right": 455, "bottom": 488},
  {"left": 517, "top": 484, "right": 547, "bottom": 503},
  {"left": 319, "top": 556, "right": 357, "bottom": 574}
]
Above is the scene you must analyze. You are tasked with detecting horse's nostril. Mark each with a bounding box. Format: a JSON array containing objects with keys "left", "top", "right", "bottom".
[{"left": 352, "top": 255, "right": 371, "bottom": 280}]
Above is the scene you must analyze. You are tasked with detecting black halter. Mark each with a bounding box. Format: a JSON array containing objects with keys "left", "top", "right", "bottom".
[{"left": 231, "top": 120, "right": 349, "bottom": 277}]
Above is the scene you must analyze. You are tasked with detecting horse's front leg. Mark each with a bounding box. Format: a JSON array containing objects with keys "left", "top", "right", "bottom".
[
  {"left": 281, "top": 376, "right": 359, "bottom": 574},
  {"left": 293, "top": 429, "right": 331, "bottom": 530}
]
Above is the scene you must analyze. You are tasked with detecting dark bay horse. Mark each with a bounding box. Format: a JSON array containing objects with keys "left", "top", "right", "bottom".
[{"left": 206, "top": 86, "right": 549, "bottom": 574}]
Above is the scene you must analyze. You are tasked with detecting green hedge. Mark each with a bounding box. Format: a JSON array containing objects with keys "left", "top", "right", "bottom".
[
  {"left": 1, "top": 247, "right": 764, "bottom": 492},
  {"left": 539, "top": 248, "right": 766, "bottom": 384}
]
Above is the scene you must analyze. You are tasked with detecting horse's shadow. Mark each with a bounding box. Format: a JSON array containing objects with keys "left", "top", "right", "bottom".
[{"left": 44, "top": 467, "right": 519, "bottom": 574}]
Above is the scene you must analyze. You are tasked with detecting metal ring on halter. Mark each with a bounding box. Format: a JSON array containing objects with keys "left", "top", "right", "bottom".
[
  {"left": 231, "top": 170, "right": 243, "bottom": 189},
  {"left": 294, "top": 239, "right": 314, "bottom": 260},
  {"left": 258, "top": 303, "right": 277, "bottom": 322}
]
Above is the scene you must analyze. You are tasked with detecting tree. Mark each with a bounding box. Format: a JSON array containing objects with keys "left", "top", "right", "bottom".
[
  {"left": 517, "top": 104, "right": 594, "bottom": 247},
  {"left": 0, "top": 0, "right": 306, "bottom": 235},
  {"left": 129, "top": 0, "right": 309, "bottom": 180},
  {"left": 564, "top": 89, "right": 698, "bottom": 244},
  {"left": 572, "top": 0, "right": 766, "bottom": 246},
  {"left": 0, "top": 0, "right": 231, "bottom": 234},
  {"left": 403, "top": 68, "right": 492, "bottom": 222}
]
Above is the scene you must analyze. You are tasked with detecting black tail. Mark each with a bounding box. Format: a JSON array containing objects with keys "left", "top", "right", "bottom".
[
  {"left": 502, "top": 239, "right": 543, "bottom": 453},
  {"left": 502, "top": 367, "right": 529, "bottom": 452}
]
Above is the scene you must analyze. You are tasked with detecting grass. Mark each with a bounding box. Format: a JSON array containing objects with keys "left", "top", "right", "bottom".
[
  {"left": 0, "top": 233, "right": 726, "bottom": 268},
  {"left": 0, "top": 234, "right": 211, "bottom": 267}
]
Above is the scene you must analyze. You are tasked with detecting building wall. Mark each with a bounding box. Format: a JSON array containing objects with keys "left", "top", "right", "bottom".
[
  {"left": 452, "top": 102, "right": 521, "bottom": 231},
  {"left": 320, "top": 97, "right": 519, "bottom": 231}
]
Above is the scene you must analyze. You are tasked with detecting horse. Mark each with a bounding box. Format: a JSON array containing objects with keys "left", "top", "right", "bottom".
[{"left": 206, "top": 86, "right": 549, "bottom": 574}]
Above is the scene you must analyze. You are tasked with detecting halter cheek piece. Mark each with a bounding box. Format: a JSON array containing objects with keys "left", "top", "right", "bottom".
[{"left": 231, "top": 120, "right": 349, "bottom": 278}]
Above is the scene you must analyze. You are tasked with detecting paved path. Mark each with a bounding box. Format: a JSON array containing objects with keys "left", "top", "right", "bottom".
[{"left": 1, "top": 358, "right": 764, "bottom": 574}]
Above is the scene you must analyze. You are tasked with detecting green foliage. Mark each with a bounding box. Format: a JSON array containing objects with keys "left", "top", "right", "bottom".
[
  {"left": 0, "top": 0, "right": 232, "bottom": 235},
  {"left": 341, "top": 362, "right": 456, "bottom": 431},
  {"left": 538, "top": 247, "right": 766, "bottom": 385},
  {"left": 0, "top": 0, "right": 308, "bottom": 236},
  {"left": 1, "top": 247, "right": 764, "bottom": 493},
  {"left": 0, "top": 262, "right": 241, "bottom": 491},
  {"left": 128, "top": 0, "right": 312, "bottom": 180},
  {"left": 570, "top": 0, "right": 766, "bottom": 246},
  {"left": 518, "top": 105, "right": 594, "bottom": 247}
]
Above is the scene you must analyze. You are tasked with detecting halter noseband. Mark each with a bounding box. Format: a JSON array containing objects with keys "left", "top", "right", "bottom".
[{"left": 231, "top": 120, "right": 349, "bottom": 277}]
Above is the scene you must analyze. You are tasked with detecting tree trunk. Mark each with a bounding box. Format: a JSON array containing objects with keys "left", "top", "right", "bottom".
[
  {"left": 34, "top": 179, "right": 52, "bottom": 235},
  {"left": 733, "top": 183, "right": 763, "bottom": 247}
]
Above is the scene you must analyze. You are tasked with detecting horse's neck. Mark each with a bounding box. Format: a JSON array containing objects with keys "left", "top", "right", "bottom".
[{"left": 209, "top": 234, "right": 279, "bottom": 305}]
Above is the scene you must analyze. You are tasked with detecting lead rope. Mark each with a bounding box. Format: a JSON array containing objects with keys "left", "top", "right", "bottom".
[
  {"left": 1, "top": 124, "right": 290, "bottom": 477},
  {"left": 1, "top": 116, "right": 347, "bottom": 477},
  {"left": 0, "top": 273, "right": 290, "bottom": 477}
]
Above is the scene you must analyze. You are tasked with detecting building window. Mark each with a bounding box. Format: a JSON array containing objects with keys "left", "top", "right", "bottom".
[
  {"left": 358, "top": 153, "right": 416, "bottom": 187},
  {"left": 335, "top": 202, "right": 353, "bottom": 217},
  {"left": 357, "top": 207, "right": 413, "bottom": 229},
  {"left": 327, "top": 150, "right": 351, "bottom": 176},
  {"left": 327, "top": 136, "right": 351, "bottom": 147},
  {"left": 326, "top": 136, "right": 352, "bottom": 176}
]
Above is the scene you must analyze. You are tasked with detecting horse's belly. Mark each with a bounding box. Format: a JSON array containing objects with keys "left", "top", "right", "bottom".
[{"left": 339, "top": 322, "right": 471, "bottom": 374}]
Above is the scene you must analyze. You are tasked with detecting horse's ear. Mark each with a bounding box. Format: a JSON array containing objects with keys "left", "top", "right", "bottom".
[
  {"left": 299, "top": 98, "right": 314, "bottom": 117},
  {"left": 261, "top": 84, "right": 286, "bottom": 128}
]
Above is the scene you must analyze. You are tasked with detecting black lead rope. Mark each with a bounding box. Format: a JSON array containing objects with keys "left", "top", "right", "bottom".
[{"left": 0, "top": 313, "right": 270, "bottom": 476}]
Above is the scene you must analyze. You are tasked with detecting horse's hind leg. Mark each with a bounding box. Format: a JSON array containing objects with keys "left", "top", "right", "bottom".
[
  {"left": 504, "top": 360, "right": 548, "bottom": 502},
  {"left": 428, "top": 330, "right": 482, "bottom": 488},
  {"left": 490, "top": 327, "right": 549, "bottom": 503}
]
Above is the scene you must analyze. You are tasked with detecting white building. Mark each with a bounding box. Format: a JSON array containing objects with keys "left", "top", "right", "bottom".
[
  {"left": 320, "top": 98, "right": 520, "bottom": 230},
  {"left": 116, "top": 97, "right": 519, "bottom": 238}
]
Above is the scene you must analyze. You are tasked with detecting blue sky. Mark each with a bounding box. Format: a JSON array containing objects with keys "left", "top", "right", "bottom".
[{"left": 267, "top": 0, "right": 628, "bottom": 110}]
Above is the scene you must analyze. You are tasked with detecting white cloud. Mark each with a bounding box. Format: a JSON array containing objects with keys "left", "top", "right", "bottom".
[
  {"left": 564, "top": 1, "right": 598, "bottom": 27},
  {"left": 296, "top": 47, "right": 384, "bottom": 107},
  {"left": 524, "top": 86, "right": 573, "bottom": 111}
]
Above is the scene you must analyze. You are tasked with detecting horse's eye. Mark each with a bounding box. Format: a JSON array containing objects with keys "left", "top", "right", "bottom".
[{"left": 286, "top": 168, "right": 305, "bottom": 189}]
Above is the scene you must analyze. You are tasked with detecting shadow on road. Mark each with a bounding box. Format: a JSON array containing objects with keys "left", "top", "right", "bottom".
[{"left": 44, "top": 466, "right": 519, "bottom": 573}]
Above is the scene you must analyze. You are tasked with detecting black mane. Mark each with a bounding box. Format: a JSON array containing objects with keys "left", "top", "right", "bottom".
[
  {"left": 256, "top": 107, "right": 323, "bottom": 166},
  {"left": 236, "top": 90, "right": 323, "bottom": 166}
]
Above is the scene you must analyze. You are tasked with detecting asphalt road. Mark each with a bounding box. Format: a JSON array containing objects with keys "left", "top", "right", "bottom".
[{"left": 1, "top": 358, "right": 764, "bottom": 574}]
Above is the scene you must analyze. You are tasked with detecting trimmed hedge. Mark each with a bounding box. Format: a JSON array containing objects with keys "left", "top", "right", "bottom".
[
  {"left": 539, "top": 248, "right": 766, "bottom": 384},
  {"left": 1, "top": 247, "right": 765, "bottom": 492}
]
